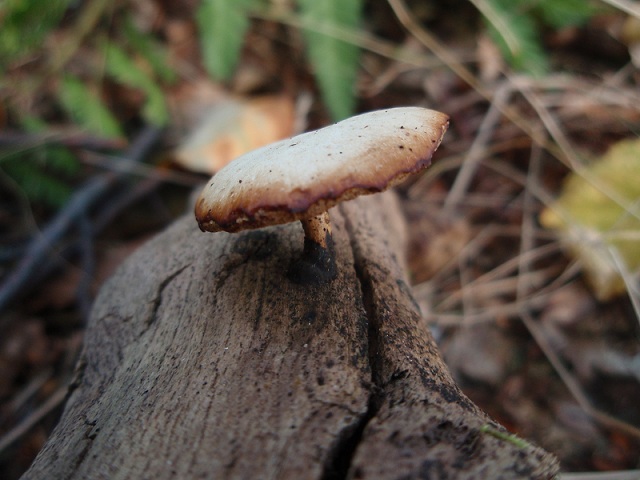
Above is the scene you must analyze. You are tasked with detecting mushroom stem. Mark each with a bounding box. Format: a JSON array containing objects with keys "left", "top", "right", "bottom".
[
  {"left": 300, "top": 211, "right": 332, "bottom": 249},
  {"left": 289, "top": 211, "right": 337, "bottom": 284}
]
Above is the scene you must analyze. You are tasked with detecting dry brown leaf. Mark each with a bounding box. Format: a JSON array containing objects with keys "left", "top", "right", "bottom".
[{"left": 175, "top": 95, "right": 296, "bottom": 174}]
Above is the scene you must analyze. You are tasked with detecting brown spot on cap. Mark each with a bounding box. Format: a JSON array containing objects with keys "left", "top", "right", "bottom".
[{"left": 195, "top": 107, "right": 449, "bottom": 233}]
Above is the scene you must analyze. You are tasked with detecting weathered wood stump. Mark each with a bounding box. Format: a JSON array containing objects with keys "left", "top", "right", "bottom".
[{"left": 22, "top": 192, "right": 558, "bottom": 479}]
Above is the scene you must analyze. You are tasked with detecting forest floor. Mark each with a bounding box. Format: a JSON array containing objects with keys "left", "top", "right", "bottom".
[{"left": 1, "top": 1, "right": 639, "bottom": 478}]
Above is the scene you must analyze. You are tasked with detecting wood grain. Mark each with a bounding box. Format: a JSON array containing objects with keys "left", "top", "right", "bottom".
[{"left": 22, "top": 192, "right": 558, "bottom": 480}]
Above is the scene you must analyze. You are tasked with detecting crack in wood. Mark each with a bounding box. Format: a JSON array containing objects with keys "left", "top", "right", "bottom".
[
  {"left": 318, "top": 211, "right": 383, "bottom": 480},
  {"left": 213, "top": 232, "right": 273, "bottom": 291},
  {"left": 145, "top": 264, "right": 190, "bottom": 328}
]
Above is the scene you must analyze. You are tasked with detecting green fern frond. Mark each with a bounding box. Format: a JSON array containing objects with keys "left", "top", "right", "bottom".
[
  {"left": 533, "top": 0, "right": 598, "bottom": 29},
  {"left": 5, "top": 161, "right": 74, "bottom": 208},
  {"left": 123, "top": 17, "right": 178, "bottom": 84},
  {"left": 298, "top": 0, "right": 363, "bottom": 120},
  {"left": 196, "top": 0, "right": 255, "bottom": 80},
  {"left": 0, "top": 0, "right": 72, "bottom": 70},
  {"left": 57, "top": 76, "right": 124, "bottom": 139},
  {"left": 103, "top": 43, "right": 169, "bottom": 126},
  {"left": 481, "top": 0, "right": 548, "bottom": 75}
]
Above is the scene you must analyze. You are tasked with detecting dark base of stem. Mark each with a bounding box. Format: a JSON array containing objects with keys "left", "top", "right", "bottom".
[{"left": 288, "top": 236, "right": 337, "bottom": 285}]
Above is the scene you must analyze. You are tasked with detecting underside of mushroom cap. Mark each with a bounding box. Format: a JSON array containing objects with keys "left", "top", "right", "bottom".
[{"left": 195, "top": 107, "right": 449, "bottom": 233}]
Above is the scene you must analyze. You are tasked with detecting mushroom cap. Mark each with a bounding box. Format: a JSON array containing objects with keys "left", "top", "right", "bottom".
[{"left": 195, "top": 107, "right": 449, "bottom": 233}]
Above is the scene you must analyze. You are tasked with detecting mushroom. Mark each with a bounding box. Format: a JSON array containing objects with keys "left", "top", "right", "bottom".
[{"left": 195, "top": 106, "right": 449, "bottom": 283}]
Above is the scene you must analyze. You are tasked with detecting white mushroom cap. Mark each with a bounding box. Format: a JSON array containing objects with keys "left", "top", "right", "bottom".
[{"left": 195, "top": 107, "right": 449, "bottom": 233}]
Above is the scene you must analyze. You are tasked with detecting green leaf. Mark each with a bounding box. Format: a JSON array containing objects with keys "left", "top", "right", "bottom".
[
  {"left": 2, "top": 159, "right": 73, "bottom": 208},
  {"left": 58, "top": 76, "right": 123, "bottom": 139},
  {"left": 482, "top": 0, "right": 548, "bottom": 76},
  {"left": 533, "top": 0, "right": 598, "bottom": 29},
  {"left": 540, "top": 138, "right": 640, "bottom": 300},
  {"left": 0, "top": 0, "right": 72, "bottom": 70},
  {"left": 0, "top": 117, "right": 79, "bottom": 209},
  {"left": 123, "top": 17, "right": 177, "bottom": 84},
  {"left": 196, "top": 0, "right": 253, "bottom": 80},
  {"left": 298, "top": 0, "right": 363, "bottom": 120},
  {"left": 20, "top": 116, "right": 80, "bottom": 176},
  {"left": 103, "top": 43, "right": 169, "bottom": 126}
]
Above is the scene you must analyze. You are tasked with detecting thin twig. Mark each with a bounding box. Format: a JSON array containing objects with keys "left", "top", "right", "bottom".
[
  {"left": 520, "top": 311, "right": 640, "bottom": 439},
  {"left": 0, "top": 125, "right": 163, "bottom": 319},
  {"left": 422, "top": 262, "right": 582, "bottom": 326},
  {"left": 436, "top": 241, "right": 561, "bottom": 311},
  {"left": 443, "top": 80, "right": 512, "bottom": 213},
  {"left": 516, "top": 130, "right": 544, "bottom": 300},
  {"left": 389, "top": 1, "right": 639, "bottom": 221},
  {"left": 386, "top": 0, "right": 562, "bottom": 158},
  {"left": 424, "top": 289, "right": 556, "bottom": 326},
  {"left": 76, "top": 213, "right": 95, "bottom": 323},
  {"left": 513, "top": 77, "right": 640, "bottom": 224},
  {"left": 82, "top": 151, "right": 203, "bottom": 187},
  {"left": 413, "top": 221, "right": 556, "bottom": 302},
  {"left": 466, "top": 0, "right": 520, "bottom": 56},
  {"left": 251, "top": 7, "right": 449, "bottom": 71},
  {"left": 49, "top": 0, "right": 113, "bottom": 73},
  {"left": 599, "top": 0, "right": 640, "bottom": 19},
  {"left": 609, "top": 248, "right": 640, "bottom": 327},
  {"left": 0, "top": 130, "right": 126, "bottom": 150},
  {"left": 435, "top": 265, "right": 559, "bottom": 311},
  {"left": 0, "top": 175, "right": 113, "bottom": 316},
  {"left": 512, "top": 154, "right": 640, "bottom": 437},
  {"left": 0, "top": 369, "right": 53, "bottom": 424},
  {"left": 92, "top": 177, "right": 170, "bottom": 233},
  {"left": 0, "top": 385, "right": 68, "bottom": 455}
]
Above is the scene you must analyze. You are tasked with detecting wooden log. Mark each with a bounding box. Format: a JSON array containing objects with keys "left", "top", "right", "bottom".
[{"left": 22, "top": 192, "right": 558, "bottom": 479}]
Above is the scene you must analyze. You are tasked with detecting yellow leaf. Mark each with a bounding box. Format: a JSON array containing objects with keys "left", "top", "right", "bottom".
[{"left": 540, "top": 138, "right": 640, "bottom": 301}]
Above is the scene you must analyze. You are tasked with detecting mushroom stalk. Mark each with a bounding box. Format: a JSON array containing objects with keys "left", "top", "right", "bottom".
[
  {"left": 300, "top": 211, "right": 332, "bottom": 249},
  {"left": 289, "top": 211, "right": 337, "bottom": 284}
]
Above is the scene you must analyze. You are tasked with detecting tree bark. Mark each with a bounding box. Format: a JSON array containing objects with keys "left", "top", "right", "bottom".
[{"left": 22, "top": 192, "right": 558, "bottom": 480}]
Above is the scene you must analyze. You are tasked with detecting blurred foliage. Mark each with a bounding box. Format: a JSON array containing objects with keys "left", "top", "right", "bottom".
[
  {"left": 534, "top": 0, "right": 599, "bottom": 29},
  {"left": 122, "top": 16, "right": 178, "bottom": 85},
  {"left": 58, "top": 76, "right": 124, "bottom": 140},
  {"left": 196, "top": 0, "right": 256, "bottom": 81},
  {"left": 298, "top": 0, "right": 363, "bottom": 120},
  {"left": 540, "top": 138, "right": 640, "bottom": 301},
  {"left": 0, "top": 118, "right": 80, "bottom": 208},
  {"left": 0, "top": 0, "right": 73, "bottom": 72},
  {"left": 0, "top": 0, "right": 606, "bottom": 133},
  {"left": 102, "top": 42, "right": 169, "bottom": 126},
  {"left": 0, "top": 0, "right": 612, "bottom": 208},
  {"left": 481, "top": 0, "right": 599, "bottom": 75},
  {"left": 1, "top": 1, "right": 173, "bottom": 207},
  {"left": 1, "top": 148, "right": 77, "bottom": 209},
  {"left": 195, "top": 0, "right": 362, "bottom": 120}
]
